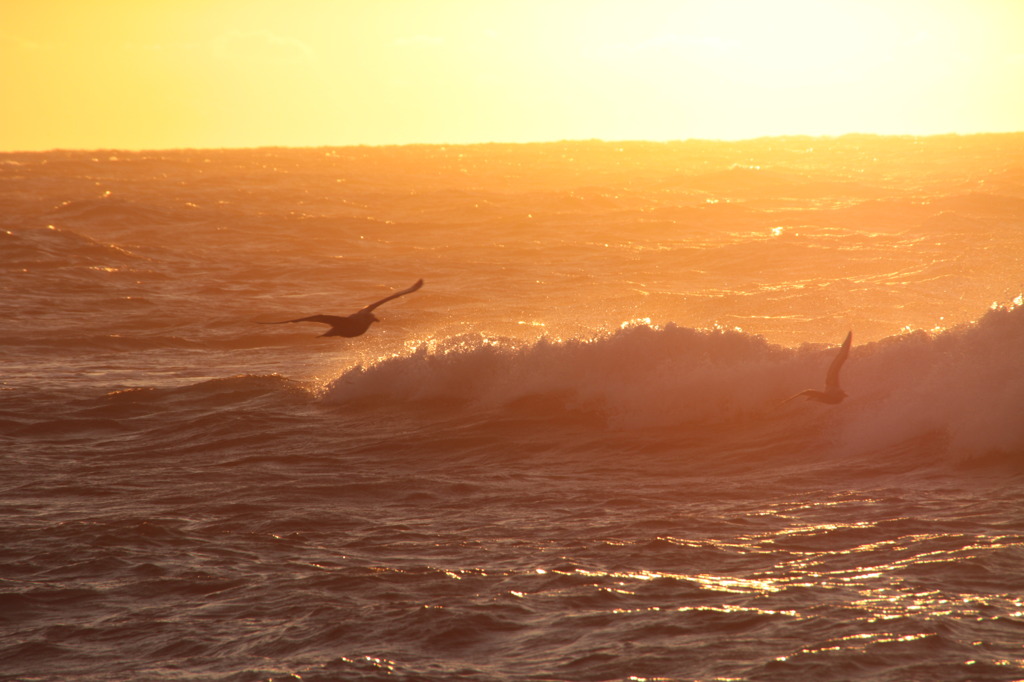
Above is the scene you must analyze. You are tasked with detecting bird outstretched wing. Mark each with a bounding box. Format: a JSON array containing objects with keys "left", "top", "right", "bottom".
[
  {"left": 260, "top": 314, "right": 346, "bottom": 326},
  {"left": 824, "top": 331, "right": 852, "bottom": 390},
  {"left": 782, "top": 389, "right": 815, "bottom": 404},
  {"left": 358, "top": 278, "right": 424, "bottom": 315}
]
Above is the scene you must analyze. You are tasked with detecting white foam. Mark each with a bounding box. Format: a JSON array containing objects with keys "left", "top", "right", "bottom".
[{"left": 324, "top": 304, "right": 1024, "bottom": 464}]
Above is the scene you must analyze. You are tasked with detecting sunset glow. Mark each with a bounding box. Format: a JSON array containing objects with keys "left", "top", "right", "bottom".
[{"left": 3, "top": 0, "right": 1024, "bottom": 150}]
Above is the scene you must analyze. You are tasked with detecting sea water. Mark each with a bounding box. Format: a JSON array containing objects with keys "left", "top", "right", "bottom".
[{"left": 2, "top": 136, "right": 1023, "bottom": 681}]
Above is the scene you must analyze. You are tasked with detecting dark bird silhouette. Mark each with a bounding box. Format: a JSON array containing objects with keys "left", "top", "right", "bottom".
[
  {"left": 784, "top": 331, "right": 852, "bottom": 404},
  {"left": 261, "top": 278, "right": 423, "bottom": 338}
]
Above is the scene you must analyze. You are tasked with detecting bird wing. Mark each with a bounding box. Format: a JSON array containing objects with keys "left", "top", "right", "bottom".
[
  {"left": 782, "top": 389, "right": 813, "bottom": 404},
  {"left": 824, "top": 331, "right": 852, "bottom": 390},
  {"left": 358, "top": 278, "right": 424, "bottom": 315},
  {"left": 260, "top": 314, "right": 346, "bottom": 326}
]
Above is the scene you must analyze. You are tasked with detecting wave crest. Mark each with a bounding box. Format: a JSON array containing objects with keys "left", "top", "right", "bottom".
[
  {"left": 326, "top": 324, "right": 808, "bottom": 425},
  {"left": 324, "top": 305, "right": 1024, "bottom": 462},
  {"left": 837, "top": 303, "right": 1024, "bottom": 461}
]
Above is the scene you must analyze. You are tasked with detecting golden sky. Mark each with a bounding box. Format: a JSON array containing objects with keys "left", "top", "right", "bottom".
[{"left": 3, "top": 0, "right": 1023, "bottom": 150}]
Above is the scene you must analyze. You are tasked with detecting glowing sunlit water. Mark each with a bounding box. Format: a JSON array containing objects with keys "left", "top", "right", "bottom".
[{"left": 2, "top": 137, "right": 1023, "bottom": 681}]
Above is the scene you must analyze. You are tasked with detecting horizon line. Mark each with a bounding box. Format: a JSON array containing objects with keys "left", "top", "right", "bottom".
[{"left": 3, "top": 129, "right": 1023, "bottom": 155}]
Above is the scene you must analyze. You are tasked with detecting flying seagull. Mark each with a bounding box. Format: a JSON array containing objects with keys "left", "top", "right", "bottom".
[
  {"left": 261, "top": 278, "right": 423, "bottom": 338},
  {"left": 784, "top": 331, "right": 852, "bottom": 404}
]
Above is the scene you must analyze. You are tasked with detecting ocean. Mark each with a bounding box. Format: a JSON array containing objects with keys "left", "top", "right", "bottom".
[{"left": 2, "top": 135, "right": 1023, "bottom": 681}]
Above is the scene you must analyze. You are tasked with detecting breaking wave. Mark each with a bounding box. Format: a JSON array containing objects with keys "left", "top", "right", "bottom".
[{"left": 324, "top": 304, "right": 1024, "bottom": 464}]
